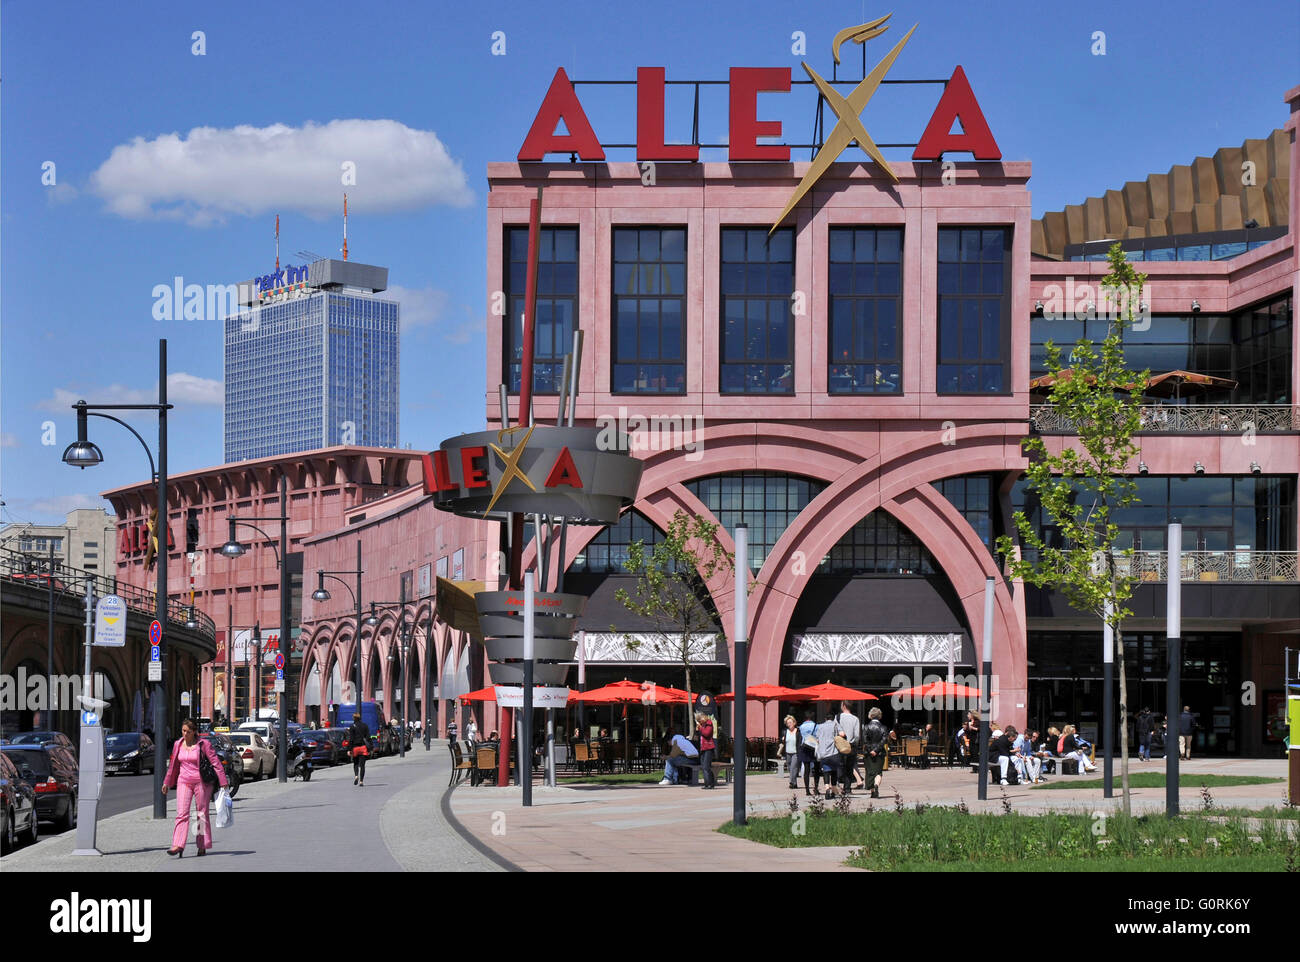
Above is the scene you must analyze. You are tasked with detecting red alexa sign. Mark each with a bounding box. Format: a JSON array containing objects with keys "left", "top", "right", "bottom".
[{"left": 518, "top": 65, "right": 1000, "bottom": 163}]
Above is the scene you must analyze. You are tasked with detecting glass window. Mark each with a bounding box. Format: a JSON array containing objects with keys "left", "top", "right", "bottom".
[
  {"left": 828, "top": 227, "right": 902, "bottom": 394},
  {"left": 1231, "top": 293, "right": 1291, "bottom": 404},
  {"left": 569, "top": 510, "right": 667, "bottom": 574},
  {"left": 936, "top": 475, "right": 994, "bottom": 550},
  {"left": 611, "top": 228, "right": 687, "bottom": 394},
  {"left": 720, "top": 228, "right": 795, "bottom": 394},
  {"left": 686, "top": 472, "right": 826, "bottom": 571},
  {"left": 937, "top": 227, "right": 1009, "bottom": 394},
  {"left": 817, "top": 511, "right": 937, "bottom": 575},
  {"left": 505, "top": 226, "right": 579, "bottom": 394}
]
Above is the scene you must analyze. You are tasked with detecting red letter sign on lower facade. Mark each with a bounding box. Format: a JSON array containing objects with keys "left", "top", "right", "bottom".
[
  {"left": 544, "top": 448, "right": 583, "bottom": 488},
  {"left": 518, "top": 67, "right": 606, "bottom": 161},
  {"left": 637, "top": 67, "right": 699, "bottom": 161},
  {"left": 728, "top": 67, "right": 791, "bottom": 161},
  {"left": 912, "top": 65, "right": 1001, "bottom": 161}
]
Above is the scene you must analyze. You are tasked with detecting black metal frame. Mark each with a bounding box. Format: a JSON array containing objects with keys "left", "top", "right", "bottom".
[{"left": 610, "top": 225, "right": 689, "bottom": 396}]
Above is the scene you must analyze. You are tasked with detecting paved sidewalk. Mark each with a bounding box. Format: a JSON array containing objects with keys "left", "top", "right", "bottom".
[
  {"left": 2, "top": 748, "right": 500, "bottom": 873},
  {"left": 448, "top": 757, "right": 1293, "bottom": 871}
]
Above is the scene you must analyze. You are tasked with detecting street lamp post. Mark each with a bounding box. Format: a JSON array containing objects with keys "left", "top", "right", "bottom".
[
  {"left": 366, "top": 591, "right": 418, "bottom": 760},
  {"left": 220, "top": 471, "right": 291, "bottom": 781},
  {"left": 313, "top": 541, "right": 363, "bottom": 742},
  {"left": 62, "top": 338, "right": 173, "bottom": 819}
]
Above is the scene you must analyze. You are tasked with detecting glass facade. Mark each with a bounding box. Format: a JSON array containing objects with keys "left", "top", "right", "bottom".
[
  {"left": 612, "top": 227, "right": 686, "bottom": 394},
  {"left": 816, "top": 511, "right": 936, "bottom": 575},
  {"left": 506, "top": 227, "right": 578, "bottom": 394},
  {"left": 828, "top": 227, "right": 902, "bottom": 394},
  {"left": 569, "top": 510, "right": 665, "bottom": 574},
  {"left": 1031, "top": 293, "right": 1292, "bottom": 403},
  {"left": 224, "top": 290, "right": 398, "bottom": 463},
  {"left": 1012, "top": 476, "right": 1296, "bottom": 552},
  {"left": 721, "top": 228, "right": 795, "bottom": 394},
  {"left": 686, "top": 471, "right": 825, "bottom": 572},
  {"left": 937, "top": 228, "right": 1010, "bottom": 394},
  {"left": 935, "top": 475, "right": 995, "bottom": 550}
]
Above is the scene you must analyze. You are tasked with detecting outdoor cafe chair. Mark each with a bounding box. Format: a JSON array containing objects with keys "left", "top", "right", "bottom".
[
  {"left": 924, "top": 736, "right": 948, "bottom": 768},
  {"left": 887, "top": 740, "right": 904, "bottom": 769},
  {"left": 904, "top": 737, "right": 924, "bottom": 768},
  {"left": 449, "top": 740, "right": 474, "bottom": 786}
]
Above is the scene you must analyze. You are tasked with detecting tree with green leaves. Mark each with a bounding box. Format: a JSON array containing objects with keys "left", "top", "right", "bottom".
[
  {"left": 615, "top": 509, "right": 735, "bottom": 727},
  {"left": 996, "top": 242, "right": 1149, "bottom": 814}
]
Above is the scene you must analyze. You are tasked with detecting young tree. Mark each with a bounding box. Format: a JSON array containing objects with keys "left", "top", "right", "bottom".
[
  {"left": 615, "top": 510, "right": 735, "bottom": 729},
  {"left": 996, "top": 242, "right": 1149, "bottom": 814}
]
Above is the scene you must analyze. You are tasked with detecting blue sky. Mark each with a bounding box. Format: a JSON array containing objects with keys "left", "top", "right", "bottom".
[{"left": 2, "top": 0, "right": 1297, "bottom": 525}]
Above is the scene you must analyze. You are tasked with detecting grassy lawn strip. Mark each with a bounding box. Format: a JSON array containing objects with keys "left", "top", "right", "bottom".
[
  {"left": 564, "top": 773, "right": 663, "bottom": 785},
  {"left": 718, "top": 807, "right": 1295, "bottom": 871},
  {"left": 1036, "top": 773, "right": 1283, "bottom": 790}
]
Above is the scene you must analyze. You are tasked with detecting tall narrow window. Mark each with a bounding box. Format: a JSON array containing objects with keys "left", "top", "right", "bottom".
[
  {"left": 505, "top": 226, "right": 578, "bottom": 394},
  {"left": 828, "top": 227, "right": 902, "bottom": 393},
  {"left": 612, "top": 227, "right": 686, "bottom": 394},
  {"left": 937, "top": 227, "right": 1010, "bottom": 394},
  {"left": 721, "top": 228, "right": 795, "bottom": 394}
]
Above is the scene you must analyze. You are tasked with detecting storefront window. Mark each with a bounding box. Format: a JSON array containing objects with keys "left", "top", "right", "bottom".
[{"left": 687, "top": 472, "right": 825, "bottom": 572}]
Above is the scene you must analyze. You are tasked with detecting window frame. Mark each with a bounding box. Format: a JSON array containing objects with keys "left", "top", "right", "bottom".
[
  {"left": 827, "top": 226, "right": 904, "bottom": 395},
  {"left": 936, "top": 226, "right": 1013, "bottom": 396},
  {"left": 609, "top": 226, "right": 688, "bottom": 396},
  {"left": 719, "top": 227, "right": 796, "bottom": 396},
  {"left": 503, "top": 225, "right": 580, "bottom": 397}
]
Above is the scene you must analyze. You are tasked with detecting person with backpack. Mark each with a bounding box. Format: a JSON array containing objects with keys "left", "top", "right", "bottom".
[
  {"left": 347, "top": 712, "right": 371, "bottom": 786},
  {"left": 161, "top": 717, "right": 228, "bottom": 857},
  {"left": 814, "top": 709, "right": 843, "bottom": 796}
]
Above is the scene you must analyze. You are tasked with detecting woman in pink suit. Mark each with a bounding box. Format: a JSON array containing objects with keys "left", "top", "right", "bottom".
[{"left": 161, "top": 718, "right": 228, "bottom": 857}]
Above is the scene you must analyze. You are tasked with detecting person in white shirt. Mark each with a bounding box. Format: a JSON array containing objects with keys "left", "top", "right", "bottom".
[{"left": 782, "top": 715, "right": 801, "bottom": 788}]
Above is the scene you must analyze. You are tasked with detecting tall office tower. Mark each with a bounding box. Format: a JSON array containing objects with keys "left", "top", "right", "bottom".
[{"left": 224, "top": 259, "right": 400, "bottom": 462}]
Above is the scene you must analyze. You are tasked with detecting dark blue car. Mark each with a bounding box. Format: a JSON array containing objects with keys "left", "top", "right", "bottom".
[{"left": 1, "top": 744, "right": 78, "bottom": 832}]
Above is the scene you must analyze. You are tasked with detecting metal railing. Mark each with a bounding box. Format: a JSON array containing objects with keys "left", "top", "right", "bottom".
[
  {"left": 1019, "top": 549, "right": 1297, "bottom": 582},
  {"left": 1029, "top": 403, "right": 1299, "bottom": 434},
  {"left": 0, "top": 547, "right": 216, "bottom": 639}
]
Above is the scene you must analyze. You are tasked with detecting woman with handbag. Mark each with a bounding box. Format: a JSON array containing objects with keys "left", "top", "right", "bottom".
[
  {"left": 696, "top": 712, "right": 717, "bottom": 790},
  {"left": 347, "top": 712, "right": 371, "bottom": 786},
  {"left": 161, "top": 717, "right": 228, "bottom": 857}
]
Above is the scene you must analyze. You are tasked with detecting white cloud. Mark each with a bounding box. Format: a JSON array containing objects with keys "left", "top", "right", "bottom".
[
  {"left": 0, "top": 433, "right": 18, "bottom": 448},
  {"left": 90, "top": 119, "right": 473, "bottom": 226},
  {"left": 387, "top": 284, "right": 451, "bottom": 332},
  {"left": 37, "top": 373, "right": 223, "bottom": 411}
]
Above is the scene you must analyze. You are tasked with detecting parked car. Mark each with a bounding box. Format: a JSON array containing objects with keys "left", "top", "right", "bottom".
[
  {"left": 1, "top": 750, "right": 38, "bottom": 853},
  {"left": 1, "top": 744, "right": 78, "bottom": 831},
  {"left": 323, "top": 728, "right": 348, "bottom": 761},
  {"left": 237, "top": 721, "right": 279, "bottom": 752},
  {"left": 9, "top": 730, "right": 76, "bottom": 760},
  {"left": 198, "top": 733, "right": 242, "bottom": 797},
  {"left": 104, "top": 732, "right": 155, "bottom": 776},
  {"left": 227, "top": 731, "right": 277, "bottom": 779},
  {"left": 295, "top": 731, "right": 338, "bottom": 766}
]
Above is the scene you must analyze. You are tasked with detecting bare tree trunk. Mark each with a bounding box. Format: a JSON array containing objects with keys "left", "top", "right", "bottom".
[
  {"left": 685, "top": 660, "right": 693, "bottom": 736},
  {"left": 1115, "top": 613, "right": 1131, "bottom": 815}
]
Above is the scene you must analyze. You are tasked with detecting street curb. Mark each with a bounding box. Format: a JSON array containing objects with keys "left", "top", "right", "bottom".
[{"left": 440, "top": 784, "right": 523, "bottom": 873}]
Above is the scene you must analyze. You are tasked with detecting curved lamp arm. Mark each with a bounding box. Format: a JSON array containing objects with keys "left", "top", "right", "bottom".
[
  {"left": 87, "top": 411, "right": 157, "bottom": 480},
  {"left": 231, "top": 519, "right": 281, "bottom": 567}
]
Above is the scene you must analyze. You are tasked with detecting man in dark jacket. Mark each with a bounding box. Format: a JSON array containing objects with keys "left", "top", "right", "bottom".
[
  {"left": 1137, "top": 708, "right": 1155, "bottom": 762},
  {"left": 1178, "top": 707, "right": 1196, "bottom": 760},
  {"left": 347, "top": 713, "right": 371, "bottom": 786}
]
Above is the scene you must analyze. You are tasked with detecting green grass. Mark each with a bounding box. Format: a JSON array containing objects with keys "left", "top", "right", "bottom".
[
  {"left": 1036, "top": 773, "right": 1283, "bottom": 790},
  {"left": 718, "top": 805, "right": 1297, "bottom": 871},
  {"left": 1201, "top": 806, "right": 1300, "bottom": 820},
  {"left": 564, "top": 773, "right": 664, "bottom": 785}
]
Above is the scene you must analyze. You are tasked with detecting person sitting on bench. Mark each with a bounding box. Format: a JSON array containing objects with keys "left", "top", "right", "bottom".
[{"left": 659, "top": 728, "right": 699, "bottom": 785}]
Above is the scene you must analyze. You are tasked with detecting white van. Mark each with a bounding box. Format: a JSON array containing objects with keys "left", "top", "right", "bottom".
[{"left": 237, "top": 720, "right": 279, "bottom": 749}]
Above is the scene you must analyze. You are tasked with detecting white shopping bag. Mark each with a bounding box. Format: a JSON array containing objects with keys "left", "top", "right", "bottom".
[{"left": 214, "top": 787, "right": 234, "bottom": 829}]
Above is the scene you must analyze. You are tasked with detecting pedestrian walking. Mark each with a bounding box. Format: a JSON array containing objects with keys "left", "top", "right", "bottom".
[
  {"left": 347, "top": 712, "right": 371, "bottom": 786},
  {"left": 466, "top": 718, "right": 478, "bottom": 743},
  {"left": 838, "top": 700, "right": 862, "bottom": 793},
  {"left": 782, "top": 714, "right": 801, "bottom": 788},
  {"left": 1178, "top": 706, "right": 1196, "bottom": 760},
  {"left": 447, "top": 719, "right": 458, "bottom": 742},
  {"left": 814, "top": 709, "right": 843, "bottom": 796},
  {"left": 1136, "top": 707, "right": 1155, "bottom": 761},
  {"left": 862, "top": 706, "right": 888, "bottom": 798},
  {"left": 696, "top": 712, "right": 717, "bottom": 790},
  {"left": 161, "top": 717, "right": 228, "bottom": 858},
  {"left": 797, "top": 708, "right": 819, "bottom": 796}
]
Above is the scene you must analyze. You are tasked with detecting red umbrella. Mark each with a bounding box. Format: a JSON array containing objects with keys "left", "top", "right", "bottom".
[
  {"left": 458, "top": 686, "right": 498, "bottom": 705},
  {"left": 788, "top": 682, "right": 878, "bottom": 702},
  {"left": 716, "top": 684, "right": 808, "bottom": 753},
  {"left": 568, "top": 680, "right": 659, "bottom": 766}
]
